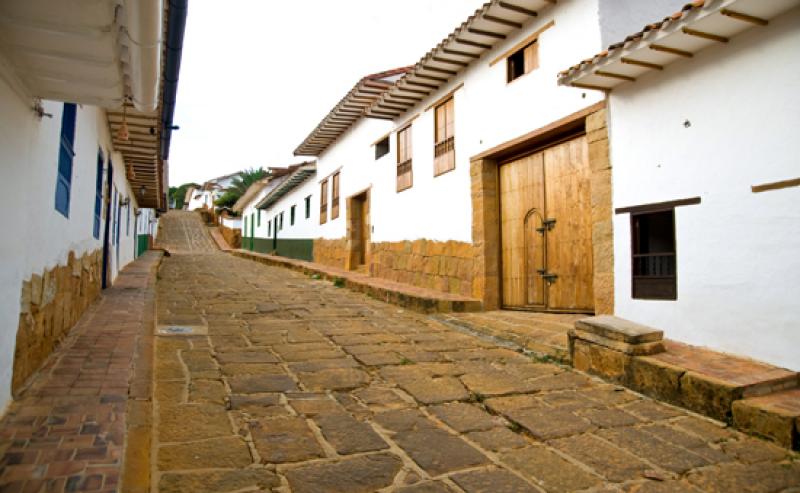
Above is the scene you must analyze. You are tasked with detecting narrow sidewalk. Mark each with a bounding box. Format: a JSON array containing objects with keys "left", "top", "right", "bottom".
[{"left": 0, "top": 251, "right": 161, "bottom": 493}]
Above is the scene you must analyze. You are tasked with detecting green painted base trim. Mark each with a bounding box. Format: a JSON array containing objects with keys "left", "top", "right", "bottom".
[
  {"left": 241, "top": 237, "right": 313, "bottom": 262},
  {"left": 136, "top": 235, "right": 150, "bottom": 257}
]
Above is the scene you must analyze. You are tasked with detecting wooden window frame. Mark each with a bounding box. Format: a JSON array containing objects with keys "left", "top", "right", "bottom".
[
  {"left": 630, "top": 209, "right": 677, "bottom": 301},
  {"left": 55, "top": 103, "right": 77, "bottom": 217},
  {"left": 396, "top": 125, "right": 413, "bottom": 192},
  {"left": 290, "top": 205, "right": 296, "bottom": 226},
  {"left": 305, "top": 195, "right": 311, "bottom": 219},
  {"left": 433, "top": 97, "right": 455, "bottom": 177},
  {"left": 267, "top": 218, "right": 271, "bottom": 237},
  {"left": 257, "top": 209, "right": 261, "bottom": 227},
  {"left": 93, "top": 149, "right": 103, "bottom": 239},
  {"left": 320, "top": 179, "right": 328, "bottom": 224},
  {"left": 506, "top": 39, "right": 539, "bottom": 83},
  {"left": 331, "top": 172, "right": 340, "bottom": 220},
  {"left": 375, "top": 136, "right": 390, "bottom": 160}
]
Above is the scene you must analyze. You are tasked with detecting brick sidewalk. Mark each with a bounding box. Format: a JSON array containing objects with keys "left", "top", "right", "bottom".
[{"left": 0, "top": 251, "right": 161, "bottom": 493}]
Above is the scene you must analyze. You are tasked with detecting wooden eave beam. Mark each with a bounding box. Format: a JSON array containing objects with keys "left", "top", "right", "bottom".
[
  {"left": 405, "top": 80, "right": 439, "bottom": 89},
  {"left": 365, "top": 114, "right": 395, "bottom": 121},
  {"left": 432, "top": 56, "right": 469, "bottom": 66},
  {"left": 467, "top": 27, "right": 506, "bottom": 39},
  {"left": 482, "top": 14, "right": 523, "bottom": 28},
  {"left": 720, "top": 8, "right": 768, "bottom": 26},
  {"left": 594, "top": 70, "right": 635, "bottom": 82},
  {"left": 570, "top": 82, "right": 610, "bottom": 91},
  {"left": 497, "top": 2, "right": 538, "bottom": 16},
  {"left": 396, "top": 87, "right": 431, "bottom": 95},
  {"left": 414, "top": 73, "right": 448, "bottom": 83},
  {"left": 442, "top": 48, "right": 480, "bottom": 59},
  {"left": 621, "top": 57, "right": 663, "bottom": 70},
  {"left": 681, "top": 27, "right": 728, "bottom": 43},
  {"left": 377, "top": 103, "right": 410, "bottom": 112},
  {"left": 650, "top": 44, "right": 693, "bottom": 58},
  {"left": 387, "top": 94, "right": 423, "bottom": 102},
  {"left": 456, "top": 37, "right": 493, "bottom": 49},
  {"left": 421, "top": 65, "right": 458, "bottom": 75}
]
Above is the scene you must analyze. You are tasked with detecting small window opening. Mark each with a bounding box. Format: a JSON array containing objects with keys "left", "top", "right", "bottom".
[
  {"left": 375, "top": 137, "right": 390, "bottom": 160},
  {"left": 507, "top": 40, "right": 539, "bottom": 83},
  {"left": 632, "top": 210, "right": 677, "bottom": 300}
]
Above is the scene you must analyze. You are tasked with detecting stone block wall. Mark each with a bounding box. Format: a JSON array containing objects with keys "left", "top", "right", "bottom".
[
  {"left": 370, "top": 240, "right": 475, "bottom": 297},
  {"left": 313, "top": 238, "right": 348, "bottom": 269},
  {"left": 13, "top": 249, "right": 103, "bottom": 395},
  {"left": 219, "top": 224, "right": 241, "bottom": 249},
  {"left": 586, "top": 108, "right": 614, "bottom": 315}
]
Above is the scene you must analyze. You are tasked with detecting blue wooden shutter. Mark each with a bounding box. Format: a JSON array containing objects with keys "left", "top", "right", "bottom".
[
  {"left": 55, "top": 103, "right": 77, "bottom": 217},
  {"left": 93, "top": 150, "right": 103, "bottom": 238}
]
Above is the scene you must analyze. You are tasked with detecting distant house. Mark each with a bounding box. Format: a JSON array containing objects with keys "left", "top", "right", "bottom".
[
  {"left": 558, "top": 0, "right": 800, "bottom": 370},
  {"left": 185, "top": 172, "right": 244, "bottom": 211},
  {"left": 0, "top": 0, "right": 186, "bottom": 408}
]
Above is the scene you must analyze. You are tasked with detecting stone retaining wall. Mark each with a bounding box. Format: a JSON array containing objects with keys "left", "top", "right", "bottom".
[
  {"left": 13, "top": 249, "right": 103, "bottom": 394},
  {"left": 313, "top": 238, "right": 347, "bottom": 269},
  {"left": 370, "top": 240, "right": 475, "bottom": 298},
  {"left": 219, "top": 224, "right": 241, "bottom": 249}
]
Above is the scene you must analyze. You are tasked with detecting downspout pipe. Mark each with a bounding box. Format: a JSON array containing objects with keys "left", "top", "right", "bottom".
[
  {"left": 124, "top": 0, "right": 162, "bottom": 112},
  {"left": 160, "top": 0, "right": 187, "bottom": 162}
]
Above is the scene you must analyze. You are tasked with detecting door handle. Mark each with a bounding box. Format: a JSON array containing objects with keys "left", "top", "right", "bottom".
[
  {"left": 542, "top": 273, "right": 558, "bottom": 284},
  {"left": 542, "top": 218, "right": 556, "bottom": 230}
]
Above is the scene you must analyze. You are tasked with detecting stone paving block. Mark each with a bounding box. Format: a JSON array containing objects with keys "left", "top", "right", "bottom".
[
  {"left": 577, "top": 407, "right": 642, "bottom": 428},
  {"left": 289, "top": 395, "right": 347, "bottom": 416},
  {"left": 641, "top": 423, "right": 732, "bottom": 464},
  {"left": 622, "top": 399, "right": 682, "bottom": 421},
  {"left": 450, "top": 468, "right": 536, "bottom": 493},
  {"left": 394, "top": 427, "right": 490, "bottom": 476},
  {"left": 538, "top": 390, "right": 603, "bottom": 412},
  {"left": 220, "top": 362, "right": 285, "bottom": 375},
  {"left": 685, "top": 461, "right": 800, "bottom": 492},
  {"left": 396, "top": 481, "right": 455, "bottom": 492},
  {"left": 226, "top": 394, "right": 281, "bottom": 410},
  {"left": 157, "top": 437, "right": 251, "bottom": 470},
  {"left": 354, "top": 351, "right": 405, "bottom": 366},
  {"left": 227, "top": 374, "right": 297, "bottom": 394},
  {"left": 284, "top": 452, "right": 403, "bottom": 493},
  {"left": 485, "top": 394, "right": 546, "bottom": 415},
  {"left": 373, "top": 409, "right": 438, "bottom": 433},
  {"left": 398, "top": 377, "right": 469, "bottom": 404},
  {"left": 528, "top": 371, "right": 594, "bottom": 392},
  {"left": 505, "top": 408, "right": 594, "bottom": 440},
  {"left": 500, "top": 445, "right": 601, "bottom": 493},
  {"left": 550, "top": 434, "right": 649, "bottom": 482},
  {"left": 672, "top": 416, "right": 736, "bottom": 444},
  {"left": 313, "top": 413, "right": 388, "bottom": 454},
  {"left": 719, "top": 437, "right": 790, "bottom": 464},
  {"left": 460, "top": 370, "right": 538, "bottom": 397},
  {"left": 158, "top": 404, "right": 231, "bottom": 442},
  {"left": 287, "top": 358, "right": 359, "bottom": 372},
  {"left": 296, "top": 368, "right": 370, "bottom": 391},
  {"left": 352, "top": 386, "right": 413, "bottom": 411},
  {"left": 465, "top": 427, "right": 530, "bottom": 452},
  {"left": 428, "top": 402, "right": 502, "bottom": 432},
  {"left": 250, "top": 417, "right": 325, "bottom": 463},
  {"left": 215, "top": 351, "right": 279, "bottom": 364},
  {"left": 597, "top": 427, "right": 709, "bottom": 474}
]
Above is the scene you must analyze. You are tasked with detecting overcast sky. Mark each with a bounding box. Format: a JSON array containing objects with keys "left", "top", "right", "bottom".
[{"left": 168, "top": 0, "right": 482, "bottom": 186}]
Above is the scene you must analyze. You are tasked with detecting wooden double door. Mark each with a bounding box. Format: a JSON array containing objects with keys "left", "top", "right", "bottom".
[{"left": 500, "top": 135, "right": 594, "bottom": 312}]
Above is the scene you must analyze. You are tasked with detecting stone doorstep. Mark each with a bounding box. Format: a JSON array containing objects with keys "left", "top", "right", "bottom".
[
  {"left": 569, "top": 316, "right": 800, "bottom": 450},
  {"left": 732, "top": 388, "right": 800, "bottom": 451},
  {"left": 575, "top": 315, "right": 664, "bottom": 345},
  {"left": 231, "top": 249, "right": 482, "bottom": 314}
]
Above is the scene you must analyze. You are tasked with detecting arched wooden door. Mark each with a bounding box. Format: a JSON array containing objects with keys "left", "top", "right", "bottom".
[{"left": 499, "top": 135, "right": 594, "bottom": 312}]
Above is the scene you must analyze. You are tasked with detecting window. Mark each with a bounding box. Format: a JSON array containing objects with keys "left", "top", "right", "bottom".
[
  {"left": 396, "top": 125, "right": 413, "bottom": 191},
  {"left": 631, "top": 210, "right": 677, "bottom": 300},
  {"left": 375, "top": 136, "right": 390, "bottom": 160},
  {"left": 93, "top": 150, "right": 103, "bottom": 239},
  {"left": 55, "top": 103, "right": 77, "bottom": 217},
  {"left": 279, "top": 212, "right": 284, "bottom": 230},
  {"left": 320, "top": 179, "right": 328, "bottom": 224},
  {"left": 305, "top": 195, "right": 311, "bottom": 219},
  {"left": 244, "top": 216, "right": 247, "bottom": 233},
  {"left": 267, "top": 219, "right": 271, "bottom": 237},
  {"left": 291, "top": 205, "right": 296, "bottom": 226},
  {"left": 126, "top": 197, "right": 130, "bottom": 235},
  {"left": 331, "top": 172, "right": 340, "bottom": 220},
  {"left": 507, "top": 40, "right": 539, "bottom": 82},
  {"left": 257, "top": 210, "right": 261, "bottom": 226},
  {"left": 434, "top": 98, "right": 455, "bottom": 176}
]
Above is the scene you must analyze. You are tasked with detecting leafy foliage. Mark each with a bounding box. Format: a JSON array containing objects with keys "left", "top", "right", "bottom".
[
  {"left": 169, "top": 182, "right": 199, "bottom": 209},
  {"left": 214, "top": 167, "right": 268, "bottom": 210}
]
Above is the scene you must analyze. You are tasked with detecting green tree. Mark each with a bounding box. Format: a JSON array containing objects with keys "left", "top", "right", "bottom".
[
  {"left": 169, "top": 182, "right": 199, "bottom": 209},
  {"left": 214, "top": 167, "right": 267, "bottom": 210}
]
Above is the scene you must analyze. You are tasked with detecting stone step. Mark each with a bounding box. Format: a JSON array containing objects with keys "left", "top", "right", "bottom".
[
  {"left": 231, "top": 249, "right": 482, "bottom": 314},
  {"left": 733, "top": 388, "right": 800, "bottom": 450}
]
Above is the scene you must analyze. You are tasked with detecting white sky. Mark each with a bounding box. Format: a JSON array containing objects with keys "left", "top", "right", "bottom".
[{"left": 168, "top": 0, "right": 482, "bottom": 186}]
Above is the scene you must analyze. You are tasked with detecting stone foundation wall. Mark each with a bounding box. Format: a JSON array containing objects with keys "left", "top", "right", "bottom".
[
  {"left": 586, "top": 108, "right": 614, "bottom": 315},
  {"left": 219, "top": 224, "right": 241, "bottom": 249},
  {"left": 13, "top": 249, "right": 103, "bottom": 395},
  {"left": 313, "top": 238, "right": 347, "bottom": 269},
  {"left": 370, "top": 240, "right": 475, "bottom": 297}
]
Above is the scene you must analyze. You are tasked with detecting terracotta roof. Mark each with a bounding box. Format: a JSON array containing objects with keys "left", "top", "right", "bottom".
[
  {"left": 231, "top": 162, "right": 314, "bottom": 213},
  {"left": 366, "top": 0, "right": 553, "bottom": 120},
  {"left": 255, "top": 162, "right": 317, "bottom": 210},
  {"left": 558, "top": 0, "right": 800, "bottom": 90},
  {"left": 293, "top": 68, "right": 411, "bottom": 156}
]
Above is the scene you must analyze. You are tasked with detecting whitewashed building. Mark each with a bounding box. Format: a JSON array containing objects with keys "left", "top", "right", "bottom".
[
  {"left": 0, "top": 0, "right": 185, "bottom": 410},
  {"left": 558, "top": 0, "right": 800, "bottom": 370}
]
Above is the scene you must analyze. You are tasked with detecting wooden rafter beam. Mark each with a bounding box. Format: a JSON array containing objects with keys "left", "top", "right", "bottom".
[
  {"left": 482, "top": 14, "right": 522, "bottom": 28},
  {"left": 681, "top": 27, "right": 728, "bottom": 43},
  {"left": 405, "top": 80, "right": 439, "bottom": 89},
  {"left": 414, "top": 73, "right": 448, "bottom": 83},
  {"left": 621, "top": 57, "right": 663, "bottom": 70},
  {"left": 720, "top": 8, "right": 768, "bottom": 26},
  {"left": 466, "top": 28, "right": 505, "bottom": 40},
  {"left": 650, "top": 44, "right": 693, "bottom": 58},
  {"left": 455, "top": 38, "right": 493, "bottom": 49},
  {"left": 396, "top": 87, "right": 430, "bottom": 95},
  {"left": 442, "top": 48, "right": 480, "bottom": 59},
  {"left": 497, "top": 2, "right": 538, "bottom": 16},
  {"left": 421, "top": 65, "right": 458, "bottom": 75},
  {"left": 594, "top": 70, "right": 635, "bottom": 82},
  {"left": 387, "top": 94, "right": 423, "bottom": 102},
  {"left": 570, "top": 82, "right": 610, "bottom": 91},
  {"left": 432, "top": 56, "right": 469, "bottom": 66}
]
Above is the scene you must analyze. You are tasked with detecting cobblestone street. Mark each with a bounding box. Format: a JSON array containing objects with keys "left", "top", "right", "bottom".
[{"left": 149, "top": 212, "right": 800, "bottom": 492}]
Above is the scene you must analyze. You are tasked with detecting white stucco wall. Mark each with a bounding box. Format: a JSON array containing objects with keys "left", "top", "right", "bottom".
[
  {"left": 186, "top": 189, "right": 212, "bottom": 211},
  {"left": 0, "top": 78, "right": 142, "bottom": 412},
  {"left": 609, "top": 7, "right": 800, "bottom": 370},
  {"left": 221, "top": 216, "right": 241, "bottom": 229},
  {"left": 308, "top": 0, "right": 614, "bottom": 245},
  {"left": 262, "top": 177, "right": 319, "bottom": 241},
  {"left": 241, "top": 180, "right": 282, "bottom": 239},
  {"left": 598, "top": 0, "right": 686, "bottom": 47}
]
